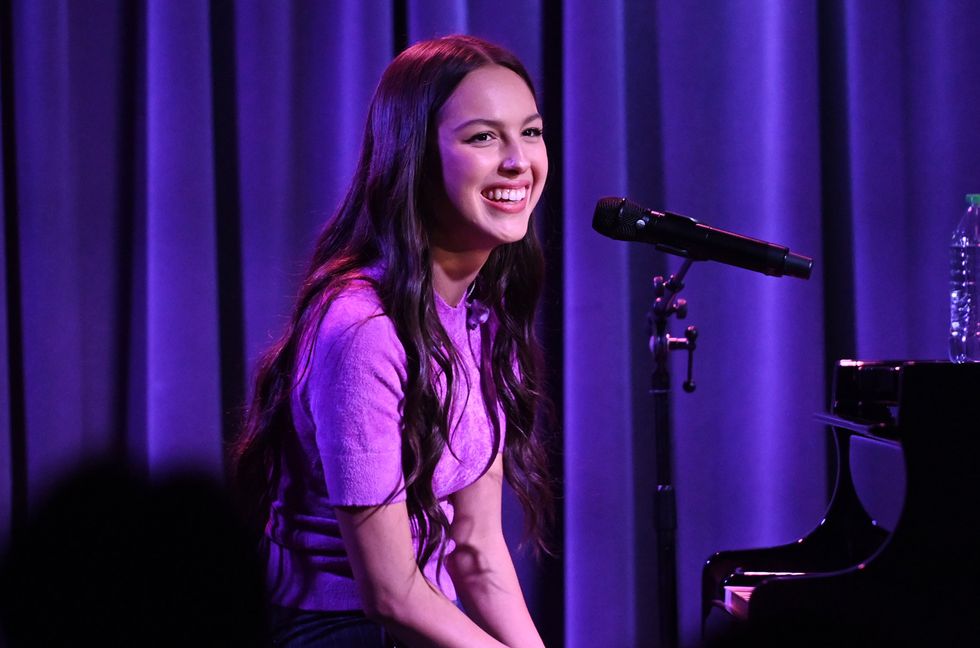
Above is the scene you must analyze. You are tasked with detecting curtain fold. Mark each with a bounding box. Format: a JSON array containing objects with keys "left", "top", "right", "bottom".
[
  {"left": 0, "top": 41, "right": 10, "bottom": 540},
  {"left": 12, "top": 0, "right": 124, "bottom": 500},
  {"left": 145, "top": 0, "right": 224, "bottom": 474},
  {"left": 3, "top": 1, "right": 980, "bottom": 646},
  {"left": 561, "top": 1, "right": 637, "bottom": 645},
  {"left": 654, "top": 2, "right": 828, "bottom": 641}
]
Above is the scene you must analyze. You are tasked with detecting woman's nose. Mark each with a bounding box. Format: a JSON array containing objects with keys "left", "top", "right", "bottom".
[{"left": 500, "top": 144, "right": 530, "bottom": 174}]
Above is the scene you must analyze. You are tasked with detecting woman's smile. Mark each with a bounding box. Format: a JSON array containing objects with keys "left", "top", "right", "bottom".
[{"left": 480, "top": 182, "right": 531, "bottom": 212}]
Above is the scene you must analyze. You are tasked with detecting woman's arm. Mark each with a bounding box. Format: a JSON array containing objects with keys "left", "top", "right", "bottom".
[
  {"left": 335, "top": 501, "right": 508, "bottom": 648},
  {"left": 446, "top": 454, "right": 546, "bottom": 648}
]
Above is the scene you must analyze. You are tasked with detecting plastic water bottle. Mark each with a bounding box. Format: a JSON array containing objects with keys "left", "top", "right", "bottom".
[{"left": 949, "top": 193, "right": 980, "bottom": 362}]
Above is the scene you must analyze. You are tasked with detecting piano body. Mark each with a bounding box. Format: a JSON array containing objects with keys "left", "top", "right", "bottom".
[{"left": 702, "top": 360, "right": 980, "bottom": 646}]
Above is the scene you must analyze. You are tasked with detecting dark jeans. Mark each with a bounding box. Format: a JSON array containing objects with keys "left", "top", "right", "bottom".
[{"left": 269, "top": 606, "right": 391, "bottom": 648}]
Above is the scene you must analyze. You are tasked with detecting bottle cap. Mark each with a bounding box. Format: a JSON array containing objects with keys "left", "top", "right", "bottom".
[{"left": 967, "top": 194, "right": 980, "bottom": 205}]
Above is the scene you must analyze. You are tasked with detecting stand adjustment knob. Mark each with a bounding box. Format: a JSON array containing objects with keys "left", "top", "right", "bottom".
[
  {"left": 682, "top": 326, "right": 697, "bottom": 392},
  {"left": 675, "top": 298, "right": 687, "bottom": 319}
]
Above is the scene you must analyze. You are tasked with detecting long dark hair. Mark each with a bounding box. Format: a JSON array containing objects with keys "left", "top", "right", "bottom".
[{"left": 230, "top": 35, "right": 553, "bottom": 569}]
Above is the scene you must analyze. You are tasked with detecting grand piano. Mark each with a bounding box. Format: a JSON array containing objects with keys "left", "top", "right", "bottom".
[{"left": 702, "top": 360, "right": 980, "bottom": 646}]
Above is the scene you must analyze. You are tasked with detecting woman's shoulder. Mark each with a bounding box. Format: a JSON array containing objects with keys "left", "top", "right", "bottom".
[
  {"left": 325, "top": 278, "right": 384, "bottom": 321},
  {"left": 315, "top": 278, "right": 401, "bottom": 358}
]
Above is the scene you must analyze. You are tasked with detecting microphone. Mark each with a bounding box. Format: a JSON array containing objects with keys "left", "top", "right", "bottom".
[{"left": 593, "top": 197, "right": 813, "bottom": 279}]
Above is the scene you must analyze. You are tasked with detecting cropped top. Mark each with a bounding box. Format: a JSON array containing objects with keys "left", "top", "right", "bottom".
[{"left": 264, "top": 278, "right": 501, "bottom": 610}]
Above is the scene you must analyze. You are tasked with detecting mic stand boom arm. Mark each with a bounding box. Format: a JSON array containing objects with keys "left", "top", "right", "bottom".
[{"left": 649, "top": 258, "right": 698, "bottom": 648}]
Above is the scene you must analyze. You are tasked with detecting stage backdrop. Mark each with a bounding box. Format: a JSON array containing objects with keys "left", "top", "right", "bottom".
[{"left": 2, "top": 1, "right": 979, "bottom": 646}]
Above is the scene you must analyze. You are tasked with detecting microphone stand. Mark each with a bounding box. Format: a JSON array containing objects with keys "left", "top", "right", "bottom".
[{"left": 649, "top": 258, "right": 698, "bottom": 648}]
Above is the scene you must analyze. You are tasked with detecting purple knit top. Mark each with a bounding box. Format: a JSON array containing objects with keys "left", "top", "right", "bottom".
[{"left": 264, "top": 278, "right": 502, "bottom": 611}]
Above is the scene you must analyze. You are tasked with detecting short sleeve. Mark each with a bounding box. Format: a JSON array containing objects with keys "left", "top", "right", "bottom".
[{"left": 305, "top": 293, "right": 408, "bottom": 506}]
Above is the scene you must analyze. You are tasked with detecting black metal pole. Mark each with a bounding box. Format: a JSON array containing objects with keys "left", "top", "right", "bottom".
[
  {"left": 649, "top": 259, "right": 696, "bottom": 648},
  {"left": 653, "top": 363, "right": 678, "bottom": 648}
]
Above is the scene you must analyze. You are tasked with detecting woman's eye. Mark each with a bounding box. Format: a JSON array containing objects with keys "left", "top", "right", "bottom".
[
  {"left": 523, "top": 127, "right": 544, "bottom": 138},
  {"left": 466, "top": 132, "right": 495, "bottom": 143}
]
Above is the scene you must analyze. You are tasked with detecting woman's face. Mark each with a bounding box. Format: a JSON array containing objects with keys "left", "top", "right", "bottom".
[{"left": 429, "top": 65, "right": 548, "bottom": 254}]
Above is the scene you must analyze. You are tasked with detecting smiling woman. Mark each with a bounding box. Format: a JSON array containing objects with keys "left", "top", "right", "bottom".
[
  {"left": 230, "top": 35, "right": 553, "bottom": 648},
  {"left": 429, "top": 65, "right": 548, "bottom": 277}
]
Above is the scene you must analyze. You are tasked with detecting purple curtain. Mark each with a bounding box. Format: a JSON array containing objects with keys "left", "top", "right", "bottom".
[
  {"left": 0, "top": 7, "right": 9, "bottom": 550},
  {"left": 649, "top": 2, "right": 827, "bottom": 642},
  {"left": 3, "top": 1, "right": 980, "bottom": 646}
]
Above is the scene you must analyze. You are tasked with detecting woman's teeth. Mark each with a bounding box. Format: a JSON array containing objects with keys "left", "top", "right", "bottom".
[{"left": 482, "top": 187, "right": 527, "bottom": 203}]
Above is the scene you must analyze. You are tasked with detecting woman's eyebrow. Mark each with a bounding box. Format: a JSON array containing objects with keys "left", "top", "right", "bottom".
[{"left": 453, "top": 113, "right": 543, "bottom": 132}]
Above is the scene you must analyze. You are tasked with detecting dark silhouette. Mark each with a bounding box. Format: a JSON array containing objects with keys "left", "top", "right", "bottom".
[{"left": 0, "top": 461, "right": 268, "bottom": 647}]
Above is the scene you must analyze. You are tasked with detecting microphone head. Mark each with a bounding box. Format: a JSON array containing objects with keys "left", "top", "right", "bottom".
[{"left": 593, "top": 197, "right": 646, "bottom": 241}]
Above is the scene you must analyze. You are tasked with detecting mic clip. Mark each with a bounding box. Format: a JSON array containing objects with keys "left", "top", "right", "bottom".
[{"left": 649, "top": 260, "right": 699, "bottom": 393}]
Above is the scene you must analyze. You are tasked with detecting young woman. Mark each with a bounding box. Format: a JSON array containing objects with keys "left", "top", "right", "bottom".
[{"left": 232, "top": 35, "right": 553, "bottom": 647}]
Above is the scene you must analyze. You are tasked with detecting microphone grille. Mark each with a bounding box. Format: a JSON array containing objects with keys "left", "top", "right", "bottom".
[{"left": 593, "top": 196, "right": 644, "bottom": 241}]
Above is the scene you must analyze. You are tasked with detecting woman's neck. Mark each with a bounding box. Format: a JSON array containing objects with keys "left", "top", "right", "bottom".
[{"left": 430, "top": 246, "right": 490, "bottom": 307}]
